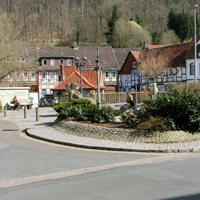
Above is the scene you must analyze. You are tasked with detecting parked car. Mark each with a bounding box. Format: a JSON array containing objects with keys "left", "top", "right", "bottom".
[{"left": 38, "top": 94, "right": 58, "bottom": 107}]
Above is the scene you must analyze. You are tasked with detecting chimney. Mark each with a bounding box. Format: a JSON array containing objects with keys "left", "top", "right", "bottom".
[
  {"left": 74, "top": 42, "right": 78, "bottom": 49},
  {"left": 36, "top": 40, "right": 40, "bottom": 49},
  {"left": 143, "top": 42, "right": 148, "bottom": 50},
  {"left": 60, "top": 64, "right": 64, "bottom": 81}
]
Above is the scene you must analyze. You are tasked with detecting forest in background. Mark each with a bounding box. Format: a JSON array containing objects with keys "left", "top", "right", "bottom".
[{"left": 0, "top": 0, "right": 199, "bottom": 48}]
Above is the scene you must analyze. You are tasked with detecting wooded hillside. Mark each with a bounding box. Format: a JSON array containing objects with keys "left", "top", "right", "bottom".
[{"left": 0, "top": 0, "right": 199, "bottom": 47}]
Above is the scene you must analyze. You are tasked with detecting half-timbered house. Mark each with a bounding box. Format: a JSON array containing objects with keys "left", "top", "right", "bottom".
[{"left": 119, "top": 37, "right": 200, "bottom": 92}]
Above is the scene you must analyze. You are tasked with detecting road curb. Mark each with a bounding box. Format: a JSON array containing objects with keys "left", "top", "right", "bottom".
[{"left": 25, "top": 128, "right": 199, "bottom": 153}]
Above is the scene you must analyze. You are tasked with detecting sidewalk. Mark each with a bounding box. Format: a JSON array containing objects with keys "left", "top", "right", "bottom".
[{"left": 1, "top": 107, "right": 200, "bottom": 153}]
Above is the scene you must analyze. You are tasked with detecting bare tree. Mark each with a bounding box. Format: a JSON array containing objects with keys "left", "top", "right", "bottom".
[
  {"left": 138, "top": 42, "right": 190, "bottom": 93},
  {"left": 0, "top": 11, "right": 37, "bottom": 82},
  {"left": 138, "top": 54, "right": 171, "bottom": 83}
]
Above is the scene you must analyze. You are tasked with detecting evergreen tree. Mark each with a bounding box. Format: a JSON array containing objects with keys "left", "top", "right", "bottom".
[
  {"left": 177, "top": 12, "right": 193, "bottom": 42},
  {"left": 152, "top": 32, "right": 162, "bottom": 45},
  {"left": 104, "top": 4, "right": 120, "bottom": 46},
  {"left": 135, "top": 13, "right": 143, "bottom": 27},
  {"left": 195, "top": 13, "right": 200, "bottom": 36},
  {"left": 167, "top": 9, "right": 177, "bottom": 31},
  {"left": 168, "top": 9, "right": 194, "bottom": 42}
]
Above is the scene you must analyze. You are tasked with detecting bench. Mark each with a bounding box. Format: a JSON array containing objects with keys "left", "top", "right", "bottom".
[
  {"left": 19, "top": 99, "right": 33, "bottom": 109},
  {"left": 10, "top": 99, "right": 33, "bottom": 110}
]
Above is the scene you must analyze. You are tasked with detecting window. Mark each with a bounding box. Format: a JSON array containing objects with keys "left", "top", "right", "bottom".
[
  {"left": 105, "top": 71, "right": 109, "bottom": 78},
  {"left": 168, "top": 68, "right": 173, "bottom": 77},
  {"left": 49, "top": 72, "right": 54, "bottom": 80},
  {"left": 197, "top": 44, "right": 200, "bottom": 58},
  {"left": 15, "top": 71, "right": 21, "bottom": 78},
  {"left": 122, "top": 76, "right": 126, "bottom": 82},
  {"left": 67, "top": 59, "right": 72, "bottom": 66},
  {"left": 51, "top": 59, "right": 55, "bottom": 66},
  {"left": 41, "top": 72, "right": 46, "bottom": 79},
  {"left": 43, "top": 59, "right": 47, "bottom": 66},
  {"left": 31, "top": 70, "right": 35, "bottom": 78},
  {"left": 132, "top": 62, "right": 136, "bottom": 68},
  {"left": 23, "top": 70, "right": 28, "bottom": 78},
  {"left": 112, "top": 71, "right": 116, "bottom": 78},
  {"left": 127, "top": 75, "right": 131, "bottom": 81},
  {"left": 60, "top": 59, "right": 64, "bottom": 65},
  {"left": 199, "top": 64, "right": 200, "bottom": 75},
  {"left": 190, "top": 63, "right": 195, "bottom": 75},
  {"left": 176, "top": 68, "right": 181, "bottom": 77}
]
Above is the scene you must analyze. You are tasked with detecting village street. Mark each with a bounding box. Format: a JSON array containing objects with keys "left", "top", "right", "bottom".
[{"left": 0, "top": 108, "right": 200, "bottom": 199}]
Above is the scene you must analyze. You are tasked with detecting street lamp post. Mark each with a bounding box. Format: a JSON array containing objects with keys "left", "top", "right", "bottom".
[
  {"left": 75, "top": 57, "right": 87, "bottom": 95},
  {"left": 194, "top": 4, "right": 198, "bottom": 86},
  {"left": 95, "top": 47, "right": 101, "bottom": 108}
]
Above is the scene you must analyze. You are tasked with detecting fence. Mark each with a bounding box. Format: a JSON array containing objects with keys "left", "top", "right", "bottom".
[{"left": 91, "top": 92, "right": 152, "bottom": 104}]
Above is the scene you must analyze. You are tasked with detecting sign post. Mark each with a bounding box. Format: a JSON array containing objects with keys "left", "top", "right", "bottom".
[
  {"left": 132, "top": 70, "right": 140, "bottom": 112},
  {"left": 149, "top": 83, "right": 157, "bottom": 95}
]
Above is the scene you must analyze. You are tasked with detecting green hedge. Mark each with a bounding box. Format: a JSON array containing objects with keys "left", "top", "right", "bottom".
[
  {"left": 54, "top": 100, "right": 115, "bottom": 123},
  {"left": 137, "top": 85, "right": 200, "bottom": 132}
]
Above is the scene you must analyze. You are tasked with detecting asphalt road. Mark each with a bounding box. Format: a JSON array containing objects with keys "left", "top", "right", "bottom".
[{"left": 0, "top": 120, "right": 200, "bottom": 200}]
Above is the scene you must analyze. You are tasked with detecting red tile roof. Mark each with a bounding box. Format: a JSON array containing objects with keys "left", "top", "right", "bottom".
[
  {"left": 53, "top": 65, "right": 104, "bottom": 91},
  {"left": 119, "top": 42, "right": 191, "bottom": 75},
  {"left": 130, "top": 51, "right": 140, "bottom": 60},
  {"left": 138, "top": 42, "right": 190, "bottom": 67},
  {"left": 183, "top": 36, "right": 200, "bottom": 59},
  {"left": 63, "top": 66, "right": 77, "bottom": 77},
  {"left": 113, "top": 48, "right": 142, "bottom": 69}
]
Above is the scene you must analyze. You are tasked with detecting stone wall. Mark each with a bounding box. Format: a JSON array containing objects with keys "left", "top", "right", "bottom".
[{"left": 53, "top": 120, "right": 136, "bottom": 142}]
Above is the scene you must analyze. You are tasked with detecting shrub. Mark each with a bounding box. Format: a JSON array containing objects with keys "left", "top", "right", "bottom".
[
  {"left": 62, "top": 106, "right": 86, "bottom": 121},
  {"left": 71, "top": 99, "right": 92, "bottom": 106},
  {"left": 83, "top": 104, "right": 100, "bottom": 122},
  {"left": 120, "top": 110, "right": 136, "bottom": 124},
  {"left": 54, "top": 100, "right": 115, "bottom": 123},
  {"left": 137, "top": 85, "right": 200, "bottom": 132},
  {"left": 100, "top": 106, "right": 115, "bottom": 123},
  {"left": 136, "top": 116, "right": 170, "bottom": 132},
  {"left": 54, "top": 103, "right": 65, "bottom": 114}
]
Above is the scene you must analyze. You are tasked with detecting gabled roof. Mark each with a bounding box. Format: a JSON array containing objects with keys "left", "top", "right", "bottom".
[
  {"left": 53, "top": 65, "right": 103, "bottom": 91},
  {"left": 63, "top": 66, "right": 77, "bottom": 77},
  {"left": 138, "top": 42, "right": 190, "bottom": 67},
  {"left": 119, "top": 50, "right": 142, "bottom": 74},
  {"left": 39, "top": 47, "right": 74, "bottom": 58},
  {"left": 183, "top": 36, "right": 200, "bottom": 59},
  {"left": 113, "top": 48, "right": 141, "bottom": 69},
  {"left": 119, "top": 41, "right": 192, "bottom": 75},
  {"left": 130, "top": 51, "right": 140, "bottom": 60},
  {"left": 38, "top": 46, "right": 119, "bottom": 69}
]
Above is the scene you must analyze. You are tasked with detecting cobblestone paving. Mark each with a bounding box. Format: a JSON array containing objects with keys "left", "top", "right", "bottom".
[
  {"left": 53, "top": 120, "right": 200, "bottom": 144},
  {"left": 1, "top": 107, "right": 200, "bottom": 153}
]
